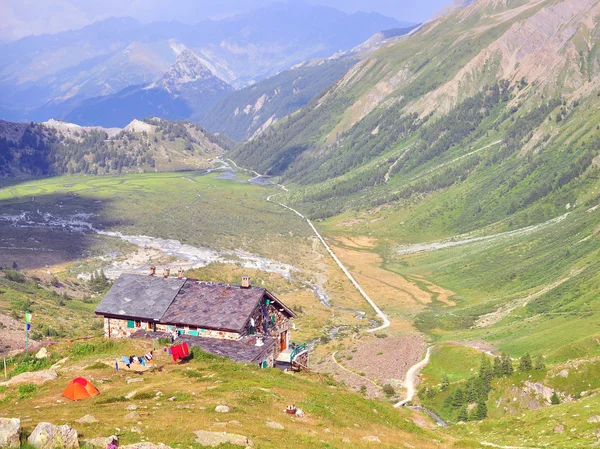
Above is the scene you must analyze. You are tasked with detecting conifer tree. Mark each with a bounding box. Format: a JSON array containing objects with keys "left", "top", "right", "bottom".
[
  {"left": 452, "top": 388, "right": 465, "bottom": 408},
  {"left": 470, "top": 400, "right": 488, "bottom": 420},
  {"left": 493, "top": 356, "right": 503, "bottom": 377},
  {"left": 501, "top": 353, "right": 514, "bottom": 376},
  {"left": 519, "top": 353, "right": 532, "bottom": 372},
  {"left": 550, "top": 391, "right": 560, "bottom": 405},
  {"left": 457, "top": 405, "right": 469, "bottom": 422},
  {"left": 534, "top": 356, "right": 546, "bottom": 371}
]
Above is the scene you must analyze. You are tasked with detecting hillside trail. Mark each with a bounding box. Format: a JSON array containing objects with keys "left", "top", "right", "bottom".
[
  {"left": 394, "top": 346, "right": 432, "bottom": 407},
  {"left": 398, "top": 139, "right": 503, "bottom": 187},
  {"left": 226, "top": 158, "right": 445, "bottom": 408},
  {"left": 396, "top": 213, "right": 569, "bottom": 255},
  {"left": 384, "top": 145, "right": 413, "bottom": 183}
]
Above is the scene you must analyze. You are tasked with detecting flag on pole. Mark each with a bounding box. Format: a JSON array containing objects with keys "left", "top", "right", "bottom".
[{"left": 25, "top": 312, "right": 32, "bottom": 324}]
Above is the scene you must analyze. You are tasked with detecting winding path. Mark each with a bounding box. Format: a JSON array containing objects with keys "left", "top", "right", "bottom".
[
  {"left": 226, "top": 157, "right": 389, "bottom": 331},
  {"left": 266, "top": 192, "right": 390, "bottom": 333},
  {"left": 394, "top": 346, "right": 432, "bottom": 407}
]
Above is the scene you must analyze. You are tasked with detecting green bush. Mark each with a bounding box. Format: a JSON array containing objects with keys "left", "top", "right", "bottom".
[
  {"left": 382, "top": 384, "right": 396, "bottom": 396},
  {"left": 96, "top": 395, "right": 127, "bottom": 404},
  {"left": 4, "top": 270, "right": 25, "bottom": 283},
  {"left": 132, "top": 392, "right": 155, "bottom": 400}
]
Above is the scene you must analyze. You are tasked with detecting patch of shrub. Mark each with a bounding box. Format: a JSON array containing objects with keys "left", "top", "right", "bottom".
[
  {"left": 132, "top": 392, "right": 155, "bottom": 400},
  {"left": 96, "top": 395, "right": 127, "bottom": 404},
  {"left": 85, "top": 362, "right": 111, "bottom": 370},
  {"left": 382, "top": 384, "right": 396, "bottom": 396},
  {"left": 70, "top": 341, "right": 115, "bottom": 357},
  {"left": 17, "top": 383, "right": 37, "bottom": 399},
  {"left": 4, "top": 270, "right": 25, "bottom": 283}
]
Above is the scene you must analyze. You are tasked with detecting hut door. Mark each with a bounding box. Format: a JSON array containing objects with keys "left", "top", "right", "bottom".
[{"left": 280, "top": 330, "right": 288, "bottom": 351}]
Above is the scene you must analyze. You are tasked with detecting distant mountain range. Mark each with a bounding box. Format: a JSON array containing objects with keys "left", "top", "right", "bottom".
[
  {"left": 63, "top": 49, "right": 234, "bottom": 128},
  {"left": 0, "top": 2, "right": 413, "bottom": 125}
]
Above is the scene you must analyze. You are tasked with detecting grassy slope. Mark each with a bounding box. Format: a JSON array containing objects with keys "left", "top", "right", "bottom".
[
  {"left": 0, "top": 171, "right": 310, "bottom": 259},
  {"left": 0, "top": 338, "right": 469, "bottom": 449}
]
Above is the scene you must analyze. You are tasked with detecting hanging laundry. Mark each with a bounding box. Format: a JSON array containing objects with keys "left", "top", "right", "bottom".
[
  {"left": 121, "top": 356, "right": 131, "bottom": 368},
  {"left": 182, "top": 342, "right": 189, "bottom": 357},
  {"left": 171, "top": 344, "right": 183, "bottom": 361}
]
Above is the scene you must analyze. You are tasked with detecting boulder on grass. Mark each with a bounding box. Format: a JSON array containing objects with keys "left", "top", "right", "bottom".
[
  {"left": 1, "top": 370, "right": 57, "bottom": 387},
  {"left": 80, "top": 436, "right": 118, "bottom": 448},
  {"left": 75, "top": 415, "right": 98, "bottom": 424},
  {"left": 0, "top": 418, "right": 21, "bottom": 448},
  {"left": 27, "top": 422, "right": 79, "bottom": 449},
  {"left": 194, "top": 430, "right": 253, "bottom": 447}
]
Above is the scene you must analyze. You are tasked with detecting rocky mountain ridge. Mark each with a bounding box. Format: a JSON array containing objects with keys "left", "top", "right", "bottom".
[{"left": 0, "top": 3, "right": 408, "bottom": 123}]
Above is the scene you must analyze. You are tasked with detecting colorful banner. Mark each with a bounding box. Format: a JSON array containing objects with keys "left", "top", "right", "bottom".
[{"left": 25, "top": 312, "right": 32, "bottom": 324}]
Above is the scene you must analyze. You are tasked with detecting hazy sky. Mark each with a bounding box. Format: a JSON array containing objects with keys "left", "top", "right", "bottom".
[{"left": 0, "top": 0, "right": 452, "bottom": 41}]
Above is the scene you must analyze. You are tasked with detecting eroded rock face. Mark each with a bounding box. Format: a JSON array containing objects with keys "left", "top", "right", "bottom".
[
  {"left": 27, "top": 423, "right": 79, "bottom": 449},
  {"left": 0, "top": 418, "right": 21, "bottom": 448},
  {"left": 193, "top": 430, "right": 253, "bottom": 447}
]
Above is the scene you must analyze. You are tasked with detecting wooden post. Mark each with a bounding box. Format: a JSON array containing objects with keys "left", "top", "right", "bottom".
[{"left": 3, "top": 358, "right": 6, "bottom": 379}]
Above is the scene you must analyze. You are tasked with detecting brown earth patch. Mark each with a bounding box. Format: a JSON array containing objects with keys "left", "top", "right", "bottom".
[
  {"left": 330, "top": 244, "right": 431, "bottom": 306},
  {"left": 342, "top": 335, "right": 427, "bottom": 385},
  {"left": 333, "top": 236, "right": 378, "bottom": 249}
]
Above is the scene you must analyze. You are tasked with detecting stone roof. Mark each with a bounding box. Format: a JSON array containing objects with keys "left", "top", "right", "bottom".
[
  {"left": 160, "top": 281, "right": 277, "bottom": 332},
  {"left": 96, "top": 275, "right": 296, "bottom": 331},
  {"left": 131, "top": 330, "right": 276, "bottom": 364},
  {"left": 95, "top": 274, "right": 185, "bottom": 321},
  {"left": 178, "top": 334, "right": 277, "bottom": 364}
]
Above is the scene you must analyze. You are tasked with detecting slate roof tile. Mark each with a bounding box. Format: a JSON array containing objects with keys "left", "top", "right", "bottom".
[
  {"left": 95, "top": 274, "right": 185, "bottom": 320},
  {"left": 160, "top": 281, "right": 267, "bottom": 332}
]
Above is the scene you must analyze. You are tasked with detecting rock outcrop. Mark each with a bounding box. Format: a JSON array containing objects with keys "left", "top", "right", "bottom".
[
  {"left": 27, "top": 423, "right": 79, "bottom": 449},
  {"left": 0, "top": 418, "right": 21, "bottom": 448},
  {"left": 1, "top": 370, "right": 57, "bottom": 387}
]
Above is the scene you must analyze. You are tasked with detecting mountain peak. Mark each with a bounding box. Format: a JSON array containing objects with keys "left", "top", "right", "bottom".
[{"left": 153, "top": 48, "right": 222, "bottom": 93}]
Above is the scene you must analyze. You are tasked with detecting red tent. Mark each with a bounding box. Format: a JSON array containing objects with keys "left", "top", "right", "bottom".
[{"left": 62, "top": 377, "right": 100, "bottom": 401}]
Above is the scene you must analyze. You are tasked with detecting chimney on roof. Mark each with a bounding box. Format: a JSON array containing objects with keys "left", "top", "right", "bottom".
[
  {"left": 150, "top": 266, "right": 156, "bottom": 276},
  {"left": 241, "top": 276, "right": 251, "bottom": 288},
  {"left": 177, "top": 268, "right": 184, "bottom": 279},
  {"left": 163, "top": 268, "right": 170, "bottom": 278}
]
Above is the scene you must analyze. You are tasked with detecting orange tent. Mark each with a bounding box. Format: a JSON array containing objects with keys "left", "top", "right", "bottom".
[{"left": 62, "top": 377, "right": 99, "bottom": 400}]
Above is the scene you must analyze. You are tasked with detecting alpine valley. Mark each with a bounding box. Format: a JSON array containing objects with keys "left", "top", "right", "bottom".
[{"left": 1, "top": 1, "right": 600, "bottom": 449}]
